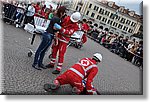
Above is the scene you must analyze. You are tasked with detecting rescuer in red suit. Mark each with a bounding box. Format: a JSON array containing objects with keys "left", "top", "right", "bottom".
[
  {"left": 44, "top": 53, "right": 102, "bottom": 95},
  {"left": 46, "top": 12, "right": 81, "bottom": 74},
  {"left": 81, "top": 19, "right": 90, "bottom": 44}
]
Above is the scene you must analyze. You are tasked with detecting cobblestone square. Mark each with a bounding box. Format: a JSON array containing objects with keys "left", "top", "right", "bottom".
[{"left": 1, "top": 21, "right": 142, "bottom": 95}]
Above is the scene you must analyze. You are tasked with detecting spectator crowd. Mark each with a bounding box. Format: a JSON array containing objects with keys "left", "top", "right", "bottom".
[
  {"left": 87, "top": 28, "right": 143, "bottom": 69},
  {"left": 1, "top": 1, "right": 56, "bottom": 28}
]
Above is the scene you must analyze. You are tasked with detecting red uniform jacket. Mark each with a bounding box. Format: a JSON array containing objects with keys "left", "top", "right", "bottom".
[
  {"left": 81, "top": 23, "right": 90, "bottom": 44},
  {"left": 82, "top": 23, "right": 90, "bottom": 32},
  {"left": 40, "top": 9, "right": 45, "bottom": 18},
  {"left": 70, "top": 58, "right": 98, "bottom": 91},
  {"left": 58, "top": 16, "right": 79, "bottom": 43},
  {"left": 34, "top": 5, "right": 41, "bottom": 13},
  {"left": 45, "top": 13, "right": 49, "bottom": 19}
]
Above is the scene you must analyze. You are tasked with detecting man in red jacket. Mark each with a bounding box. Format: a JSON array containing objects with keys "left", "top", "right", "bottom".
[
  {"left": 44, "top": 53, "right": 102, "bottom": 95},
  {"left": 45, "top": 12, "right": 81, "bottom": 74},
  {"left": 81, "top": 19, "right": 90, "bottom": 44},
  {"left": 34, "top": 2, "right": 41, "bottom": 13}
]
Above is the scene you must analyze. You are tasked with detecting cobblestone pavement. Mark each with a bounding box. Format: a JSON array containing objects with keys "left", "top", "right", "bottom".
[{"left": 1, "top": 21, "right": 142, "bottom": 95}]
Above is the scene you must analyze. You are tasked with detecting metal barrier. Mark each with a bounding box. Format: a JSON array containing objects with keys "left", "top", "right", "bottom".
[
  {"left": 1, "top": 2, "right": 25, "bottom": 25},
  {"left": 34, "top": 16, "right": 50, "bottom": 29},
  {"left": 2, "top": 2, "right": 16, "bottom": 22},
  {"left": 24, "top": 16, "right": 50, "bottom": 34}
]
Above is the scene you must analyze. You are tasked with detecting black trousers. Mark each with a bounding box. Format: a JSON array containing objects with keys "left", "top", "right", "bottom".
[{"left": 24, "top": 15, "right": 34, "bottom": 25}]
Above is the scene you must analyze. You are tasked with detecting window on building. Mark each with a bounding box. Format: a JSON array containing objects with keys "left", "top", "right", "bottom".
[
  {"left": 76, "top": 6, "right": 81, "bottom": 12},
  {"left": 86, "top": 11, "right": 89, "bottom": 15},
  {"left": 110, "top": 21, "right": 113, "bottom": 25},
  {"left": 123, "top": 26, "right": 128, "bottom": 31},
  {"left": 128, "top": 28, "right": 133, "bottom": 33},
  {"left": 104, "top": 18, "right": 107, "bottom": 23},
  {"left": 94, "top": 6, "right": 96, "bottom": 10},
  {"left": 96, "top": 15, "right": 99, "bottom": 19},
  {"left": 79, "top": 7, "right": 81, "bottom": 12},
  {"left": 110, "top": 13, "right": 115, "bottom": 19},
  {"left": 118, "top": 24, "right": 123, "bottom": 29},
  {"left": 113, "top": 22, "right": 116, "bottom": 26},
  {"left": 107, "top": 20, "right": 113, "bottom": 25},
  {"left": 91, "top": 13, "right": 95, "bottom": 18},
  {"left": 131, "top": 22, "right": 134, "bottom": 26},
  {"left": 99, "top": 8, "right": 104, "bottom": 14},
  {"left": 94, "top": 6, "right": 99, "bottom": 11},
  {"left": 96, "top": 15, "right": 102, "bottom": 21},
  {"left": 96, "top": 7, "right": 99, "bottom": 11},
  {"left": 128, "top": 21, "right": 131, "bottom": 25},
  {"left": 89, "top": 4, "right": 92, "bottom": 8},
  {"left": 126, "top": 20, "right": 131, "bottom": 25},
  {"left": 125, "top": 27, "right": 128, "bottom": 31},
  {"left": 99, "top": 16, "right": 102, "bottom": 20},
  {"left": 133, "top": 23, "right": 136, "bottom": 27},
  {"left": 131, "top": 22, "right": 136, "bottom": 27},
  {"left": 105, "top": 11, "right": 110, "bottom": 16},
  {"left": 107, "top": 20, "right": 110, "bottom": 24},
  {"left": 76, "top": 6, "right": 78, "bottom": 11},
  {"left": 139, "top": 25, "right": 143, "bottom": 31},
  {"left": 115, "top": 23, "right": 118, "bottom": 27},
  {"left": 102, "top": 17, "right": 105, "bottom": 22},
  {"left": 101, "top": 17, "right": 107, "bottom": 23},
  {"left": 123, "top": 26, "right": 125, "bottom": 30},
  {"left": 120, "top": 18, "right": 126, "bottom": 23},
  {"left": 115, "top": 15, "right": 118, "bottom": 19},
  {"left": 116, "top": 15, "right": 120, "bottom": 21}
]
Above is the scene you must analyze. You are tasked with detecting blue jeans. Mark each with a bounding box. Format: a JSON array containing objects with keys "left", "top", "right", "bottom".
[{"left": 33, "top": 32, "right": 54, "bottom": 66}]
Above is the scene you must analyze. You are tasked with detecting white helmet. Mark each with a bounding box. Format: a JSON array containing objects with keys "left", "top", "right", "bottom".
[
  {"left": 93, "top": 53, "right": 102, "bottom": 62},
  {"left": 70, "top": 12, "right": 81, "bottom": 23}
]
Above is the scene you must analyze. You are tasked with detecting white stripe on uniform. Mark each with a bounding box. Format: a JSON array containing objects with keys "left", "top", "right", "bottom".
[{"left": 70, "top": 68, "right": 84, "bottom": 79}]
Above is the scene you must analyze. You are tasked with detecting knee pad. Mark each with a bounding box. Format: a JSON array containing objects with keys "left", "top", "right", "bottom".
[{"left": 51, "top": 80, "right": 60, "bottom": 90}]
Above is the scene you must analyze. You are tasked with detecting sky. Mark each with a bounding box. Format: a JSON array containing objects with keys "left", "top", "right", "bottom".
[{"left": 111, "top": 0, "right": 143, "bottom": 15}]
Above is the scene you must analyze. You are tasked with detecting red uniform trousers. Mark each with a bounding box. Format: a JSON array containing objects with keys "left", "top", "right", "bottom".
[
  {"left": 55, "top": 70, "right": 84, "bottom": 92},
  {"left": 82, "top": 33, "right": 87, "bottom": 44},
  {"left": 50, "top": 40, "right": 67, "bottom": 71}
]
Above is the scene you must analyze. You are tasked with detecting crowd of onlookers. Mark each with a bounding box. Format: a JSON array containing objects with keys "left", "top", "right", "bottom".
[
  {"left": 87, "top": 28, "right": 143, "bottom": 69},
  {"left": 1, "top": 1, "right": 57, "bottom": 27}
]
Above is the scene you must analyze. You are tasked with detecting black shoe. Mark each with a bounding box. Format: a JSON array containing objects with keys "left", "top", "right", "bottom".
[
  {"left": 38, "top": 64, "right": 47, "bottom": 69},
  {"left": 52, "top": 70, "right": 60, "bottom": 74},
  {"left": 45, "top": 64, "right": 54, "bottom": 68},
  {"left": 32, "top": 64, "right": 42, "bottom": 70}
]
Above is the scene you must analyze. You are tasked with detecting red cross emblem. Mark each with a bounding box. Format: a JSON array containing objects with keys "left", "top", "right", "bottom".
[{"left": 80, "top": 60, "right": 90, "bottom": 66}]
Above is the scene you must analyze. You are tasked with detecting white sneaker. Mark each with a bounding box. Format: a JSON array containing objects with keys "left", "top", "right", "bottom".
[
  {"left": 16, "top": 24, "right": 19, "bottom": 28},
  {"left": 15, "top": 19, "right": 18, "bottom": 22}
]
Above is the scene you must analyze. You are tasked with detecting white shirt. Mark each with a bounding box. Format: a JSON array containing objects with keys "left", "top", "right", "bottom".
[
  {"left": 128, "top": 43, "right": 134, "bottom": 50},
  {"left": 26, "top": 5, "right": 35, "bottom": 16}
]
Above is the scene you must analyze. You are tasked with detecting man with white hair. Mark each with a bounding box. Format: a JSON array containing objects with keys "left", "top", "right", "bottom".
[{"left": 44, "top": 53, "right": 102, "bottom": 95}]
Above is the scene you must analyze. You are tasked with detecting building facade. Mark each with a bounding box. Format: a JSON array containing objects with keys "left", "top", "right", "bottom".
[{"left": 69, "top": 0, "right": 143, "bottom": 39}]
